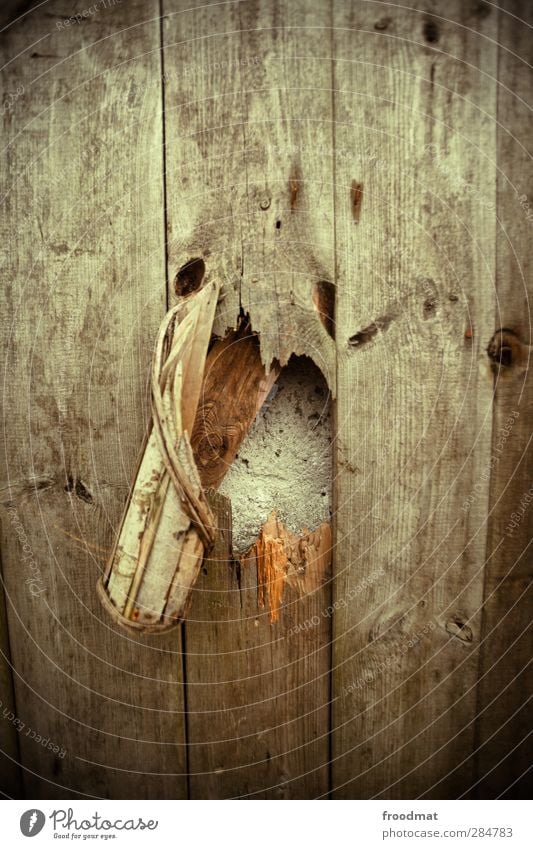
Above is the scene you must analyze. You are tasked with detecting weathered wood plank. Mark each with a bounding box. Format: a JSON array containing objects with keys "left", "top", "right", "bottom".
[
  {"left": 162, "top": 0, "right": 335, "bottom": 797},
  {"left": 184, "top": 491, "right": 332, "bottom": 799},
  {"left": 0, "top": 546, "right": 22, "bottom": 797},
  {"left": 0, "top": 1, "right": 187, "bottom": 798},
  {"left": 331, "top": 0, "right": 498, "bottom": 798},
  {"left": 0, "top": 1, "right": 27, "bottom": 31},
  {"left": 473, "top": 0, "right": 533, "bottom": 800}
]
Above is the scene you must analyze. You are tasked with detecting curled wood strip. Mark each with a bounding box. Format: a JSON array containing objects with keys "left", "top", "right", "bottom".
[
  {"left": 150, "top": 305, "right": 215, "bottom": 549},
  {"left": 97, "top": 281, "right": 220, "bottom": 633}
]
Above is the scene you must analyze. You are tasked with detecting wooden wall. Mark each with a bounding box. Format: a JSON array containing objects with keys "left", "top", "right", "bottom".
[{"left": 0, "top": 0, "right": 531, "bottom": 799}]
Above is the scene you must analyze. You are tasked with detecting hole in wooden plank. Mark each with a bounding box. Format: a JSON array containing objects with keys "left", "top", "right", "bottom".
[
  {"left": 64, "top": 475, "right": 93, "bottom": 504},
  {"left": 189, "top": 328, "right": 333, "bottom": 623},
  {"left": 374, "top": 16, "right": 391, "bottom": 31},
  {"left": 174, "top": 257, "right": 206, "bottom": 296},
  {"left": 445, "top": 616, "right": 473, "bottom": 643},
  {"left": 486, "top": 328, "right": 523, "bottom": 372},
  {"left": 218, "top": 355, "right": 332, "bottom": 554},
  {"left": 313, "top": 280, "right": 336, "bottom": 339},
  {"left": 423, "top": 19, "right": 440, "bottom": 43},
  {"left": 348, "top": 315, "right": 393, "bottom": 348},
  {"left": 351, "top": 180, "right": 363, "bottom": 222}
]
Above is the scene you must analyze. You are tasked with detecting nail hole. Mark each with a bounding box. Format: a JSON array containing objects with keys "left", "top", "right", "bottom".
[
  {"left": 275, "top": 219, "right": 282, "bottom": 230},
  {"left": 423, "top": 19, "right": 440, "bottom": 43},
  {"left": 445, "top": 616, "right": 473, "bottom": 643},
  {"left": 175, "top": 257, "right": 206, "bottom": 297},
  {"left": 351, "top": 180, "right": 363, "bottom": 222},
  {"left": 374, "top": 16, "right": 391, "bottom": 31},
  {"left": 498, "top": 346, "right": 513, "bottom": 366},
  {"left": 487, "top": 328, "right": 521, "bottom": 371},
  {"left": 423, "top": 297, "right": 436, "bottom": 319},
  {"left": 313, "top": 280, "right": 335, "bottom": 339}
]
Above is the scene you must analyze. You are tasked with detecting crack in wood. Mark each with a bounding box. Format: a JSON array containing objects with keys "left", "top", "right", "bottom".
[
  {"left": 289, "top": 162, "right": 302, "bottom": 211},
  {"left": 64, "top": 475, "right": 93, "bottom": 504},
  {"left": 348, "top": 315, "right": 393, "bottom": 348}
]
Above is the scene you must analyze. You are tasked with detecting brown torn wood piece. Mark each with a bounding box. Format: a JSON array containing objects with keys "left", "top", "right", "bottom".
[
  {"left": 98, "top": 296, "right": 281, "bottom": 633},
  {"left": 191, "top": 321, "right": 280, "bottom": 490}
]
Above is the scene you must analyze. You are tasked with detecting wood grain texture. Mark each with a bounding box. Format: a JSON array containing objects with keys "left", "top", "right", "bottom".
[
  {"left": 1, "top": 0, "right": 530, "bottom": 801},
  {"left": 0, "top": 0, "right": 187, "bottom": 798},
  {"left": 0, "top": 546, "right": 22, "bottom": 796},
  {"left": 331, "top": 0, "right": 498, "bottom": 799},
  {"left": 162, "top": 0, "right": 335, "bottom": 797},
  {"left": 473, "top": 0, "right": 533, "bottom": 800},
  {"left": 185, "top": 492, "right": 331, "bottom": 799},
  {"left": 191, "top": 323, "right": 279, "bottom": 490}
]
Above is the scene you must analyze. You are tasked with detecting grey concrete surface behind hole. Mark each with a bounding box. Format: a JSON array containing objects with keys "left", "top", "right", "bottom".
[{"left": 218, "top": 355, "right": 333, "bottom": 553}]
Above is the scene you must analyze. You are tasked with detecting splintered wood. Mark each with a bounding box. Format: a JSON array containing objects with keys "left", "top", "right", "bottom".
[{"left": 245, "top": 512, "right": 332, "bottom": 623}]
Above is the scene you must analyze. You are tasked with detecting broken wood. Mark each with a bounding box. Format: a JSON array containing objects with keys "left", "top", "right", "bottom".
[
  {"left": 244, "top": 511, "right": 332, "bottom": 624},
  {"left": 191, "top": 321, "right": 280, "bottom": 490},
  {"left": 98, "top": 292, "right": 282, "bottom": 632}
]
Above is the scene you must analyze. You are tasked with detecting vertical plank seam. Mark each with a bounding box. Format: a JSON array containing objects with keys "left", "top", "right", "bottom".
[
  {"left": 159, "top": 0, "right": 191, "bottom": 799},
  {"left": 472, "top": 3, "right": 502, "bottom": 798},
  {"left": 328, "top": 0, "right": 337, "bottom": 802},
  {"left": 180, "top": 622, "right": 192, "bottom": 800},
  {"left": 0, "top": 540, "right": 23, "bottom": 794},
  {"left": 159, "top": 0, "right": 170, "bottom": 310},
  {"left": 237, "top": 0, "right": 247, "bottom": 310}
]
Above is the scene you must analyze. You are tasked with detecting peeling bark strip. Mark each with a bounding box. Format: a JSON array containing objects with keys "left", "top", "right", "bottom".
[
  {"left": 98, "top": 300, "right": 281, "bottom": 633},
  {"left": 243, "top": 511, "right": 332, "bottom": 623},
  {"left": 97, "top": 281, "right": 220, "bottom": 633}
]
